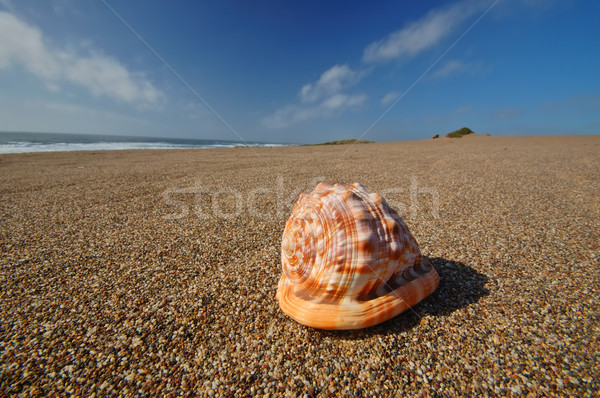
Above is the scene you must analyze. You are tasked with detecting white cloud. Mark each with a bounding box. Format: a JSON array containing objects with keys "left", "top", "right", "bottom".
[
  {"left": 263, "top": 93, "right": 366, "bottom": 129},
  {"left": 431, "top": 59, "right": 484, "bottom": 79},
  {"left": 262, "top": 105, "right": 303, "bottom": 129},
  {"left": 63, "top": 53, "right": 159, "bottom": 104},
  {"left": 0, "top": 11, "right": 160, "bottom": 106},
  {"left": 0, "top": 12, "right": 59, "bottom": 79},
  {"left": 299, "top": 64, "right": 360, "bottom": 103},
  {"left": 263, "top": 64, "right": 366, "bottom": 128},
  {"left": 321, "top": 93, "right": 366, "bottom": 111},
  {"left": 363, "top": 0, "right": 483, "bottom": 63},
  {"left": 381, "top": 91, "right": 400, "bottom": 105},
  {"left": 432, "top": 60, "right": 467, "bottom": 79},
  {"left": 263, "top": 1, "right": 492, "bottom": 129}
]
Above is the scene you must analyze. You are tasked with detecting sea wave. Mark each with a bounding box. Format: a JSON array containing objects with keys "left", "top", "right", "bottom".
[{"left": 0, "top": 140, "right": 286, "bottom": 154}]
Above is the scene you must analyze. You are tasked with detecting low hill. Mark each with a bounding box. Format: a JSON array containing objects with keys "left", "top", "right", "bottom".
[
  {"left": 309, "top": 139, "right": 374, "bottom": 146},
  {"left": 446, "top": 127, "right": 475, "bottom": 138}
]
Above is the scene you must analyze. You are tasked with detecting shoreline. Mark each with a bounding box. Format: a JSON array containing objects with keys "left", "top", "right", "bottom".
[
  {"left": 1, "top": 133, "right": 597, "bottom": 156},
  {"left": 1, "top": 135, "right": 598, "bottom": 396},
  {"left": 0, "top": 131, "right": 292, "bottom": 155}
]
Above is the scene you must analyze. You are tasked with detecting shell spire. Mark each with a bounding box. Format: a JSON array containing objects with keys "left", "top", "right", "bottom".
[{"left": 276, "top": 182, "right": 439, "bottom": 330}]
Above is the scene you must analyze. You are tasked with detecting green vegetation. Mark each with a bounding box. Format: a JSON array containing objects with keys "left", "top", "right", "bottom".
[
  {"left": 308, "top": 138, "right": 374, "bottom": 146},
  {"left": 446, "top": 127, "right": 475, "bottom": 138}
]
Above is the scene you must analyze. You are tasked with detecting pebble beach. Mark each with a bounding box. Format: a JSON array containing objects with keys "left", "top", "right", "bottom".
[{"left": 1, "top": 134, "right": 598, "bottom": 396}]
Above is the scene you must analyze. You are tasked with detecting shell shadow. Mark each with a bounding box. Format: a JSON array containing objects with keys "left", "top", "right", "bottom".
[{"left": 313, "top": 257, "right": 490, "bottom": 339}]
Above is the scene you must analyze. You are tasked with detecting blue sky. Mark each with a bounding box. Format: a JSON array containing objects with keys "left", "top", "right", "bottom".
[{"left": 0, "top": 0, "right": 598, "bottom": 144}]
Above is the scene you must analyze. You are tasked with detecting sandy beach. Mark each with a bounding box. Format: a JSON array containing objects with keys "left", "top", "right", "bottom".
[{"left": 1, "top": 135, "right": 598, "bottom": 396}]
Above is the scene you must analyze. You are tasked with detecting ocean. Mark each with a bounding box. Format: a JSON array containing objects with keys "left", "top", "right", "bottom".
[{"left": 0, "top": 132, "right": 288, "bottom": 154}]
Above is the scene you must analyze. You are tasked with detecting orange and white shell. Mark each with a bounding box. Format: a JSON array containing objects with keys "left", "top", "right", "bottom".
[{"left": 276, "top": 182, "right": 439, "bottom": 330}]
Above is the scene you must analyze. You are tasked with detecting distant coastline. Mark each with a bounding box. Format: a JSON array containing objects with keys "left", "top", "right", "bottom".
[{"left": 304, "top": 138, "right": 375, "bottom": 146}]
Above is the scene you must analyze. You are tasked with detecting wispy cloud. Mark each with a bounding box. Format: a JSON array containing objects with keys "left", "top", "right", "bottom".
[
  {"left": 453, "top": 104, "right": 473, "bottom": 115},
  {"left": 263, "top": 64, "right": 366, "bottom": 128},
  {"left": 265, "top": 1, "right": 496, "bottom": 130},
  {"left": 362, "top": 0, "right": 483, "bottom": 63},
  {"left": 381, "top": 91, "right": 400, "bottom": 105},
  {"left": 0, "top": 11, "right": 161, "bottom": 106},
  {"left": 432, "top": 60, "right": 469, "bottom": 79},
  {"left": 263, "top": 93, "right": 366, "bottom": 129},
  {"left": 0, "top": 96, "right": 163, "bottom": 135},
  {"left": 430, "top": 59, "right": 485, "bottom": 80}
]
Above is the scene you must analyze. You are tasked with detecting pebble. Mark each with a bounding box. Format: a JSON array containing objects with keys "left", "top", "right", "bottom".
[{"left": 0, "top": 136, "right": 598, "bottom": 396}]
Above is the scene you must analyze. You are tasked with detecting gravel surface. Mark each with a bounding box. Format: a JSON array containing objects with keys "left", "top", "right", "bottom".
[{"left": 1, "top": 135, "right": 599, "bottom": 396}]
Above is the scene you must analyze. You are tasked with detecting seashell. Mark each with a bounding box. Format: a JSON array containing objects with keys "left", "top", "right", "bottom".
[{"left": 276, "top": 182, "right": 439, "bottom": 330}]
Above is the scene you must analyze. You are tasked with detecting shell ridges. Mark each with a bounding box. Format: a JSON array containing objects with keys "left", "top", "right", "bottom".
[{"left": 276, "top": 182, "right": 440, "bottom": 330}]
